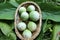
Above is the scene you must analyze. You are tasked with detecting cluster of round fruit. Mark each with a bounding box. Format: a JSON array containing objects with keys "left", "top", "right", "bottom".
[{"left": 17, "top": 5, "right": 40, "bottom": 38}]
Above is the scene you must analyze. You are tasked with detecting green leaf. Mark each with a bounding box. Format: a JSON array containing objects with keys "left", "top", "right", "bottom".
[
  {"left": 0, "top": 2, "right": 16, "bottom": 20},
  {"left": 0, "top": 8, "right": 16, "bottom": 20},
  {"left": 9, "top": 0, "right": 19, "bottom": 7},
  {"left": 38, "top": 2, "right": 60, "bottom": 12},
  {"left": 52, "top": 24, "right": 60, "bottom": 40},
  {"left": 0, "top": 22, "right": 12, "bottom": 36},
  {"left": 0, "top": 32, "right": 10, "bottom": 40},
  {"left": 38, "top": 3, "right": 60, "bottom": 22},
  {"left": 0, "top": 1, "right": 60, "bottom": 22},
  {"left": 8, "top": 32, "right": 16, "bottom": 40},
  {"left": 0, "top": 22, "right": 16, "bottom": 40},
  {"left": 56, "top": 0, "right": 60, "bottom": 2},
  {"left": 43, "top": 19, "right": 52, "bottom": 33},
  {"left": 43, "top": 19, "right": 48, "bottom": 33},
  {"left": 10, "top": 23, "right": 14, "bottom": 29},
  {"left": 15, "top": 0, "right": 32, "bottom": 4},
  {"left": 0, "top": 0, "right": 4, "bottom": 3},
  {"left": 0, "top": 2, "right": 15, "bottom": 10},
  {"left": 42, "top": 11, "right": 60, "bottom": 22},
  {"left": 0, "top": 31, "right": 16, "bottom": 40}
]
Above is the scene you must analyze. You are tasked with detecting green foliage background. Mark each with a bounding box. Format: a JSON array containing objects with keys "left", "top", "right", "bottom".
[{"left": 0, "top": 0, "right": 60, "bottom": 40}]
